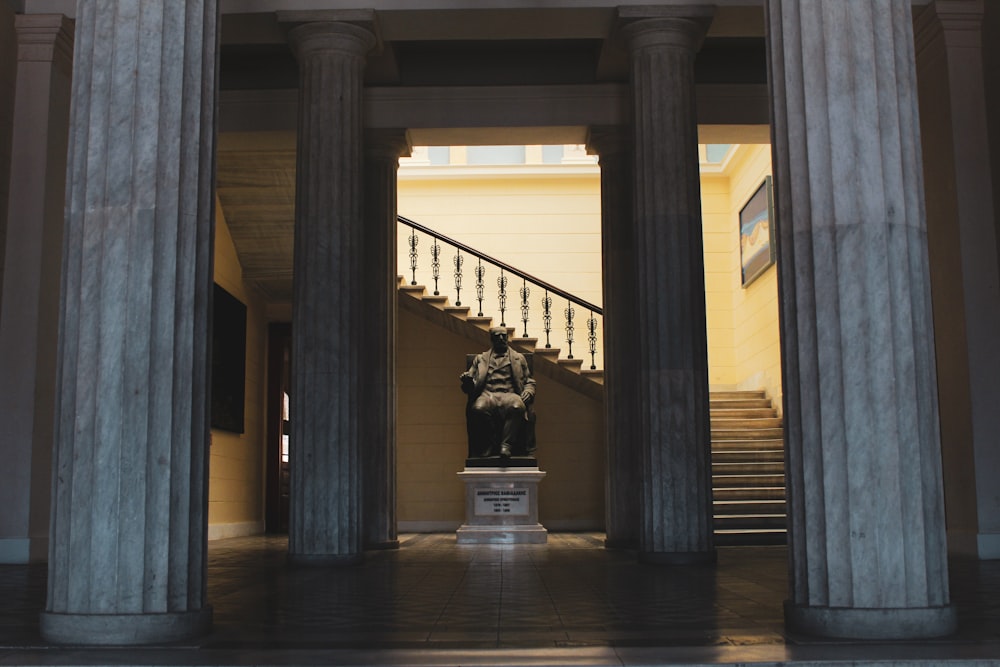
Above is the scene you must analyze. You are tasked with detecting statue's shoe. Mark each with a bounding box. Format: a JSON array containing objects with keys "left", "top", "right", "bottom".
[{"left": 499, "top": 443, "right": 512, "bottom": 459}]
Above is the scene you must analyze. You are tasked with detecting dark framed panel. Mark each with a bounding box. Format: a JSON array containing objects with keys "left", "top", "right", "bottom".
[
  {"left": 211, "top": 283, "right": 247, "bottom": 433},
  {"left": 739, "top": 175, "right": 776, "bottom": 287}
]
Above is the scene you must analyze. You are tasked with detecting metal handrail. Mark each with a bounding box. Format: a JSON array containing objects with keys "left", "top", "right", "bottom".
[{"left": 398, "top": 215, "right": 603, "bottom": 316}]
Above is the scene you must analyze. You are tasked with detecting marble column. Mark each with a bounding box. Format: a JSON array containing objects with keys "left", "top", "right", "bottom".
[
  {"left": 41, "top": 1, "right": 217, "bottom": 644},
  {"left": 620, "top": 7, "right": 716, "bottom": 564},
  {"left": 767, "top": 0, "right": 956, "bottom": 638},
  {"left": 0, "top": 14, "right": 72, "bottom": 565},
  {"left": 283, "top": 15, "right": 375, "bottom": 564},
  {"left": 362, "top": 129, "right": 410, "bottom": 551},
  {"left": 914, "top": 1, "right": 1000, "bottom": 559},
  {"left": 587, "top": 127, "right": 639, "bottom": 550}
]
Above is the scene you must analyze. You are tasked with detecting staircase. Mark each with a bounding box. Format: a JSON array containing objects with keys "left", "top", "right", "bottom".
[
  {"left": 398, "top": 277, "right": 605, "bottom": 400},
  {"left": 710, "top": 390, "right": 787, "bottom": 546}
]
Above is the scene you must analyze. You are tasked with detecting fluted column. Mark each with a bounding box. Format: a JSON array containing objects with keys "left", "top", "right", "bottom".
[
  {"left": 362, "top": 129, "right": 410, "bottom": 551},
  {"left": 767, "top": 0, "right": 956, "bottom": 638},
  {"left": 41, "top": 1, "right": 217, "bottom": 644},
  {"left": 587, "top": 127, "right": 639, "bottom": 550},
  {"left": 621, "top": 7, "right": 715, "bottom": 564},
  {"left": 0, "top": 14, "right": 72, "bottom": 565},
  {"left": 284, "top": 16, "right": 375, "bottom": 564}
]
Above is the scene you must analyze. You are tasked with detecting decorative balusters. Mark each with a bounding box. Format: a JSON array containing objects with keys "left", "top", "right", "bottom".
[
  {"left": 453, "top": 250, "right": 464, "bottom": 306},
  {"left": 408, "top": 227, "right": 419, "bottom": 285},
  {"left": 565, "top": 302, "right": 576, "bottom": 359},
  {"left": 430, "top": 238, "right": 442, "bottom": 295},
  {"left": 497, "top": 269, "right": 508, "bottom": 327},
  {"left": 587, "top": 310, "right": 598, "bottom": 370},
  {"left": 520, "top": 280, "right": 530, "bottom": 337},
  {"left": 396, "top": 217, "right": 604, "bottom": 370},
  {"left": 542, "top": 291, "right": 553, "bottom": 348},
  {"left": 475, "top": 259, "right": 486, "bottom": 317}
]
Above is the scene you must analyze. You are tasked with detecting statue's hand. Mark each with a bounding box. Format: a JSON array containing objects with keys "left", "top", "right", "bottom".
[
  {"left": 460, "top": 373, "right": 475, "bottom": 393},
  {"left": 520, "top": 390, "right": 533, "bottom": 405}
]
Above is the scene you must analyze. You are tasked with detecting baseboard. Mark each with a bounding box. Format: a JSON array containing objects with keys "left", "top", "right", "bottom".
[
  {"left": 948, "top": 530, "right": 1000, "bottom": 560},
  {"left": 542, "top": 519, "right": 603, "bottom": 531},
  {"left": 208, "top": 520, "right": 265, "bottom": 541},
  {"left": 398, "top": 520, "right": 461, "bottom": 533},
  {"left": 978, "top": 532, "right": 1000, "bottom": 560}
]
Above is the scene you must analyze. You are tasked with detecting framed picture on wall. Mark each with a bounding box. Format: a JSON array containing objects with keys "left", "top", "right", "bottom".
[
  {"left": 211, "top": 283, "right": 247, "bottom": 433},
  {"left": 739, "top": 175, "right": 776, "bottom": 287}
]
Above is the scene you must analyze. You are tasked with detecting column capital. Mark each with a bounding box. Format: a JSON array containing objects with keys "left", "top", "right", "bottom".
[
  {"left": 14, "top": 14, "right": 73, "bottom": 74},
  {"left": 365, "top": 129, "right": 413, "bottom": 160},
  {"left": 618, "top": 5, "right": 714, "bottom": 53},
  {"left": 281, "top": 10, "right": 378, "bottom": 60},
  {"left": 915, "top": 0, "right": 984, "bottom": 52},
  {"left": 585, "top": 126, "right": 629, "bottom": 158}
]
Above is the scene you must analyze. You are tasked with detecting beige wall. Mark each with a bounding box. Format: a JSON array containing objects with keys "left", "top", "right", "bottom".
[
  {"left": 727, "top": 146, "right": 782, "bottom": 410},
  {"left": 209, "top": 200, "right": 268, "bottom": 539},
  {"left": 0, "top": 2, "right": 16, "bottom": 296},
  {"left": 397, "top": 306, "right": 605, "bottom": 530},
  {"left": 702, "top": 174, "right": 737, "bottom": 387}
]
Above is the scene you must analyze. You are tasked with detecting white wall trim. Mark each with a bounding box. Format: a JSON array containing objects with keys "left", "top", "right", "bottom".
[{"left": 208, "top": 520, "right": 265, "bottom": 541}]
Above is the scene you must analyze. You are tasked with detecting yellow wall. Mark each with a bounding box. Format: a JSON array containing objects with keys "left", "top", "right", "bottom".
[
  {"left": 209, "top": 199, "right": 268, "bottom": 539},
  {"left": 727, "top": 146, "right": 782, "bottom": 410},
  {"left": 702, "top": 174, "right": 738, "bottom": 386},
  {"left": 397, "top": 306, "right": 605, "bottom": 530}
]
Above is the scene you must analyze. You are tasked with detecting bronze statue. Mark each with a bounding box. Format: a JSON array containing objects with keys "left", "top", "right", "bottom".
[{"left": 460, "top": 327, "right": 536, "bottom": 460}]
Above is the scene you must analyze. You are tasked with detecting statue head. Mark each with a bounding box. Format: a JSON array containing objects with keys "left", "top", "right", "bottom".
[{"left": 489, "top": 327, "right": 509, "bottom": 354}]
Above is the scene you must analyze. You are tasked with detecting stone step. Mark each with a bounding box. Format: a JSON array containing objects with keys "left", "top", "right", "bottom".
[
  {"left": 714, "top": 514, "right": 787, "bottom": 530},
  {"left": 533, "top": 347, "right": 562, "bottom": 361},
  {"left": 466, "top": 316, "right": 493, "bottom": 330},
  {"left": 400, "top": 284, "right": 426, "bottom": 297},
  {"left": 710, "top": 407, "right": 778, "bottom": 419},
  {"left": 711, "top": 438, "right": 783, "bottom": 451},
  {"left": 711, "top": 416, "right": 783, "bottom": 429},
  {"left": 422, "top": 294, "right": 449, "bottom": 309},
  {"left": 557, "top": 358, "right": 584, "bottom": 373},
  {"left": 713, "top": 499, "right": 787, "bottom": 514},
  {"left": 713, "top": 473, "right": 786, "bottom": 488},
  {"left": 713, "top": 485, "right": 785, "bottom": 501},
  {"left": 710, "top": 398, "right": 772, "bottom": 409},
  {"left": 710, "top": 390, "right": 766, "bottom": 400},
  {"left": 510, "top": 336, "right": 538, "bottom": 353},
  {"left": 712, "top": 449, "right": 784, "bottom": 463},
  {"left": 581, "top": 368, "right": 604, "bottom": 384},
  {"left": 712, "top": 461, "right": 785, "bottom": 476},
  {"left": 712, "top": 428, "right": 784, "bottom": 440},
  {"left": 444, "top": 306, "right": 470, "bottom": 320},
  {"left": 714, "top": 529, "right": 787, "bottom": 546}
]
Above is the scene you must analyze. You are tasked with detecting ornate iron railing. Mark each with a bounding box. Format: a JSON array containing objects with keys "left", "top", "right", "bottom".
[{"left": 398, "top": 215, "right": 604, "bottom": 371}]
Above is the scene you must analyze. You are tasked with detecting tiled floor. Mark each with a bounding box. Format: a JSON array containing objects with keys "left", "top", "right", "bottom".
[{"left": 1, "top": 533, "right": 1000, "bottom": 665}]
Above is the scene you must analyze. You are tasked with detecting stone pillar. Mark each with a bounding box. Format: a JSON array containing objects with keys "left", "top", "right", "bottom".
[
  {"left": 283, "top": 15, "right": 375, "bottom": 564},
  {"left": 587, "top": 127, "right": 639, "bottom": 550},
  {"left": 915, "top": 1, "right": 1000, "bottom": 559},
  {"left": 41, "top": 1, "right": 217, "bottom": 644},
  {"left": 620, "top": 7, "right": 716, "bottom": 564},
  {"left": 362, "top": 129, "right": 410, "bottom": 551},
  {"left": 767, "top": 0, "right": 956, "bottom": 638},
  {"left": 0, "top": 15, "right": 72, "bottom": 565}
]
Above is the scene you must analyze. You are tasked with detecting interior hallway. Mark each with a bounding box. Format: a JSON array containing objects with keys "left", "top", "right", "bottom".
[{"left": 1, "top": 533, "right": 999, "bottom": 665}]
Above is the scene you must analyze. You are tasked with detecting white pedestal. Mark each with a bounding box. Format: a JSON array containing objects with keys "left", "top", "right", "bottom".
[{"left": 456, "top": 468, "right": 547, "bottom": 544}]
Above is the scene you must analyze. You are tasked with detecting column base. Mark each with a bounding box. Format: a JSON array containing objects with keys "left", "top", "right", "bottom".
[
  {"left": 288, "top": 552, "right": 363, "bottom": 566},
  {"left": 604, "top": 537, "right": 638, "bottom": 550},
  {"left": 365, "top": 539, "right": 400, "bottom": 551},
  {"left": 639, "top": 549, "right": 717, "bottom": 565},
  {"left": 784, "top": 601, "right": 958, "bottom": 639},
  {"left": 40, "top": 607, "right": 212, "bottom": 645}
]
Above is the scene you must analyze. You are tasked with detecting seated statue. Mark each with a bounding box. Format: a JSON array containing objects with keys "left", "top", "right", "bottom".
[{"left": 460, "top": 327, "right": 536, "bottom": 460}]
